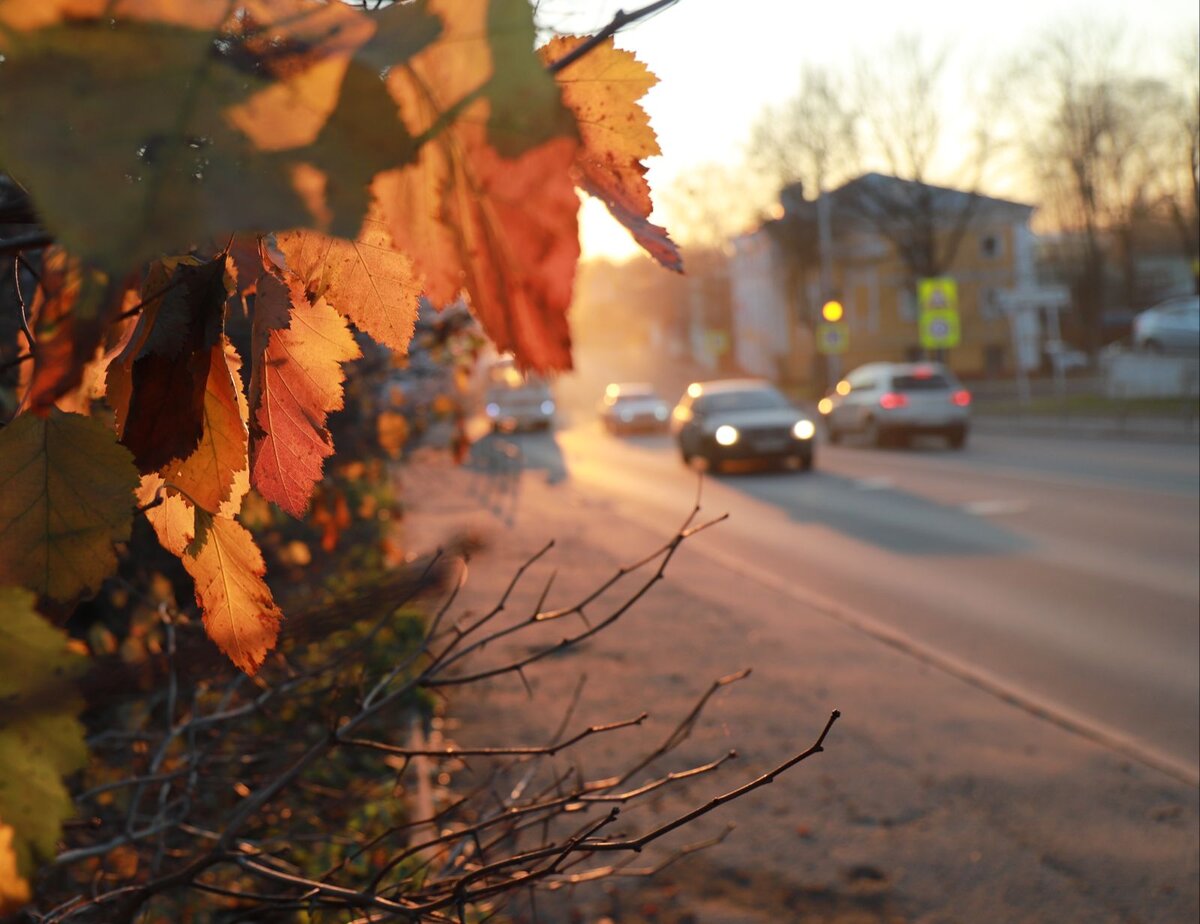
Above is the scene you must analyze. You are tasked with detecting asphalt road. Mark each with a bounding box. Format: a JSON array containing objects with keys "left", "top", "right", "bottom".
[{"left": 494, "top": 414, "right": 1199, "bottom": 783}]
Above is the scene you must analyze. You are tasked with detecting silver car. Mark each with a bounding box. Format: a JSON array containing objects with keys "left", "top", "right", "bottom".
[
  {"left": 598, "top": 382, "right": 670, "bottom": 434},
  {"left": 482, "top": 358, "right": 555, "bottom": 432},
  {"left": 818, "top": 361, "right": 971, "bottom": 449},
  {"left": 1132, "top": 295, "right": 1200, "bottom": 354}
]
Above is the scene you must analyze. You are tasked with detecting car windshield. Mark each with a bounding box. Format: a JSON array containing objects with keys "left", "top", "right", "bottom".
[
  {"left": 614, "top": 392, "right": 657, "bottom": 404},
  {"left": 892, "top": 373, "right": 953, "bottom": 392},
  {"left": 698, "top": 389, "right": 790, "bottom": 414}
]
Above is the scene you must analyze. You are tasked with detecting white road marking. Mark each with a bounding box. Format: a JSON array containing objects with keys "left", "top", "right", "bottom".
[
  {"left": 855, "top": 476, "right": 894, "bottom": 491},
  {"left": 962, "top": 499, "right": 1030, "bottom": 516}
]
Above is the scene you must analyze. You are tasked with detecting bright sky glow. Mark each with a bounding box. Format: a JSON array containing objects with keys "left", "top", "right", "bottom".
[{"left": 558, "top": 0, "right": 1198, "bottom": 261}]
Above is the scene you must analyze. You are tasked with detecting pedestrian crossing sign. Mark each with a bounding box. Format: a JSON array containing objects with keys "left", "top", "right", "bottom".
[
  {"left": 917, "top": 277, "right": 960, "bottom": 349},
  {"left": 816, "top": 322, "right": 848, "bottom": 355}
]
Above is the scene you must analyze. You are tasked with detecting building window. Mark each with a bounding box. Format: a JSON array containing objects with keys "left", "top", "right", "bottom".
[{"left": 980, "top": 234, "right": 1002, "bottom": 259}]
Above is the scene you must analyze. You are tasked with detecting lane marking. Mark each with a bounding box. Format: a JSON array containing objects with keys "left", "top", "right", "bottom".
[
  {"left": 855, "top": 476, "right": 894, "bottom": 491},
  {"left": 961, "top": 499, "right": 1030, "bottom": 516}
]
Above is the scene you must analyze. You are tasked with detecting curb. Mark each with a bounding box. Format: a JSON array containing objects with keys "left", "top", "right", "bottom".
[{"left": 971, "top": 414, "right": 1200, "bottom": 444}]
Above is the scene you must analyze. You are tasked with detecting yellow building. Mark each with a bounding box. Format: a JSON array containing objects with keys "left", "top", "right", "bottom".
[{"left": 730, "top": 174, "right": 1040, "bottom": 384}]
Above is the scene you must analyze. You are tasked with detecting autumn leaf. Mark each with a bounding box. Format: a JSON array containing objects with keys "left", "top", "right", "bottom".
[
  {"left": 185, "top": 516, "right": 282, "bottom": 675},
  {"left": 113, "top": 257, "right": 228, "bottom": 472},
  {"left": 541, "top": 35, "right": 682, "bottom": 272},
  {"left": 274, "top": 218, "right": 422, "bottom": 354},
  {"left": 0, "top": 0, "right": 429, "bottom": 272},
  {"left": 157, "top": 340, "right": 250, "bottom": 517},
  {"left": 376, "top": 0, "right": 581, "bottom": 371},
  {"left": 0, "top": 587, "right": 88, "bottom": 910},
  {"left": 18, "top": 249, "right": 120, "bottom": 415},
  {"left": 144, "top": 501, "right": 282, "bottom": 674},
  {"left": 248, "top": 273, "right": 362, "bottom": 516},
  {"left": 0, "top": 410, "right": 138, "bottom": 602}
]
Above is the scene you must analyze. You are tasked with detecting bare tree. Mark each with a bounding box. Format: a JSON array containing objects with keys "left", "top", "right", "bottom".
[
  {"left": 1017, "top": 23, "right": 1195, "bottom": 350},
  {"left": 1159, "top": 36, "right": 1200, "bottom": 294},
  {"left": 25, "top": 503, "right": 839, "bottom": 924},
  {"left": 842, "top": 34, "right": 995, "bottom": 283}
]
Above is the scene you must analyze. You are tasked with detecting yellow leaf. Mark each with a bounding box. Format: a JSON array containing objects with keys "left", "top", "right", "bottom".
[
  {"left": 183, "top": 516, "right": 282, "bottom": 675},
  {"left": 158, "top": 340, "right": 250, "bottom": 516},
  {"left": 541, "top": 36, "right": 681, "bottom": 271},
  {"left": 275, "top": 218, "right": 421, "bottom": 353},
  {"left": 0, "top": 587, "right": 87, "bottom": 898},
  {"left": 0, "top": 410, "right": 138, "bottom": 601},
  {"left": 377, "top": 410, "right": 410, "bottom": 459}
]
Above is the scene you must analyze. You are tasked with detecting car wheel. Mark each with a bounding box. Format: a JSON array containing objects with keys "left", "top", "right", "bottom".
[
  {"left": 795, "top": 453, "right": 813, "bottom": 472},
  {"left": 947, "top": 425, "right": 968, "bottom": 449},
  {"left": 863, "top": 416, "right": 884, "bottom": 448},
  {"left": 679, "top": 444, "right": 694, "bottom": 465},
  {"left": 826, "top": 426, "right": 842, "bottom": 445}
]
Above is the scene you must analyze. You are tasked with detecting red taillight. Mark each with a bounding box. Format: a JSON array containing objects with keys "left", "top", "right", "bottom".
[
  {"left": 879, "top": 392, "right": 908, "bottom": 409},
  {"left": 951, "top": 390, "right": 971, "bottom": 407}
]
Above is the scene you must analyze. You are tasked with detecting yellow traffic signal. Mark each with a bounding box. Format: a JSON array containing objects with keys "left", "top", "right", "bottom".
[{"left": 821, "top": 300, "right": 843, "bottom": 323}]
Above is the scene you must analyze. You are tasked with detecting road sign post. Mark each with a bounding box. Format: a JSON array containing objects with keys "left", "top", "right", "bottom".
[{"left": 917, "top": 277, "right": 960, "bottom": 354}]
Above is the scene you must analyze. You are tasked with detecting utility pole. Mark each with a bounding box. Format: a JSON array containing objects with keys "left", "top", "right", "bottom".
[{"left": 816, "top": 188, "right": 838, "bottom": 383}]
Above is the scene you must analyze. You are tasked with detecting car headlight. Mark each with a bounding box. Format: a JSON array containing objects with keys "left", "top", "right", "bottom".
[
  {"left": 654, "top": 406, "right": 668, "bottom": 420},
  {"left": 714, "top": 425, "right": 739, "bottom": 446},
  {"left": 817, "top": 397, "right": 833, "bottom": 415},
  {"left": 485, "top": 402, "right": 500, "bottom": 417},
  {"left": 792, "top": 419, "right": 815, "bottom": 440},
  {"left": 540, "top": 400, "right": 555, "bottom": 415}
]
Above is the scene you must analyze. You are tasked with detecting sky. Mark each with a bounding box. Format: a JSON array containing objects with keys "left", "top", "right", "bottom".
[{"left": 548, "top": 0, "right": 1200, "bottom": 261}]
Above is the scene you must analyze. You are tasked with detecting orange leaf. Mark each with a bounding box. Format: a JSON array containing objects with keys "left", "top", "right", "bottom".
[
  {"left": 158, "top": 339, "right": 250, "bottom": 516},
  {"left": 375, "top": 0, "right": 581, "bottom": 372},
  {"left": 248, "top": 274, "right": 361, "bottom": 516},
  {"left": 185, "top": 514, "right": 281, "bottom": 675},
  {"left": 19, "top": 249, "right": 119, "bottom": 415},
  {"left": 541, "top": 36, "right": 681, "bottom": 272},
  {"left": 274, "top": 218, "right": 422, "bottom": 353}
]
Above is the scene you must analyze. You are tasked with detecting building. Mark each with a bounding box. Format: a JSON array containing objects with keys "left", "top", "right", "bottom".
[{"left": 730, "top": 173, "right": 1058, "bottom": 385}]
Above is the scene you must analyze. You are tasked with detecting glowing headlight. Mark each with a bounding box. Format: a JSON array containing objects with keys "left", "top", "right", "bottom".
[
  {"left": 817, "top": 397, "right": 833, "bottom": 415},
  {"left": 714, "top": 425, "right": 739, "bottom": 446},
  {"left": 540, "top": 399, "right": 555, "bottom": 415},
  {"left": 485, "top": 402, "right": 500, "bottom": 417},
  {"left": 792, "top": 419, "right": 815, "bottom": 440}
]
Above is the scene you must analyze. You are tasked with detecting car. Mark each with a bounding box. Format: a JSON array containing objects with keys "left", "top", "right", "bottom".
[
  {"left": 1132, "top": 294, "right": 1200, "bottom": 354},
  {"left": 482, "top": 357, "right": 556, "bottom": 432},
  {"left": 598, "top": 382, "right": 670, "bottom": 434},
  {"left": 670, "top": 378, "right": 816, "bottom": 472},
  {"left": 818, "top": 361, "right": 970, "bottom": 449}
]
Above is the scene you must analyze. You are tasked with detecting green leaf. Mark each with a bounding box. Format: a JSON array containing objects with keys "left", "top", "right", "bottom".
[
  {"left": 0, "top": 587, "right": 87, "bottom": 886},
  {"left": 0, "top": 410, "right": 139, "bottom": 602},
  {"left": 0, "top": 3, "right": 433, "bottom": 272}
]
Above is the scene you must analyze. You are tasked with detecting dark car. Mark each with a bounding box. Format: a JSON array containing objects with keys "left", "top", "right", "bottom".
[{"left": 670, "top": 378, "right": 816, "bottom": 472}]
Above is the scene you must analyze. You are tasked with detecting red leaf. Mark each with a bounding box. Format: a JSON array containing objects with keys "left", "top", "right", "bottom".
[{"left": 248, "top": 273, "right": 361, "bottom": 516}]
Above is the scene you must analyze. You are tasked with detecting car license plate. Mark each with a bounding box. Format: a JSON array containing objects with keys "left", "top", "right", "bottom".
[{"left": 753, "top": 437, "right": 788, "bottom": 452}]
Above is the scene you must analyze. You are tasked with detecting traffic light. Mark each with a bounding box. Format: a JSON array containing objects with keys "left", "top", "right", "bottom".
[{"left": 821, "top": 299, "right": 844, "bottom": 323}]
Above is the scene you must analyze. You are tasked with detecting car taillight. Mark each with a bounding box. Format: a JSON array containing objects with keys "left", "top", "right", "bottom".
[
  {"left": 951, "top": 390, "right": 971, "bottom": 407},
  {"left": 879, "top": 392, "right": 908, "bottom": 409}
]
